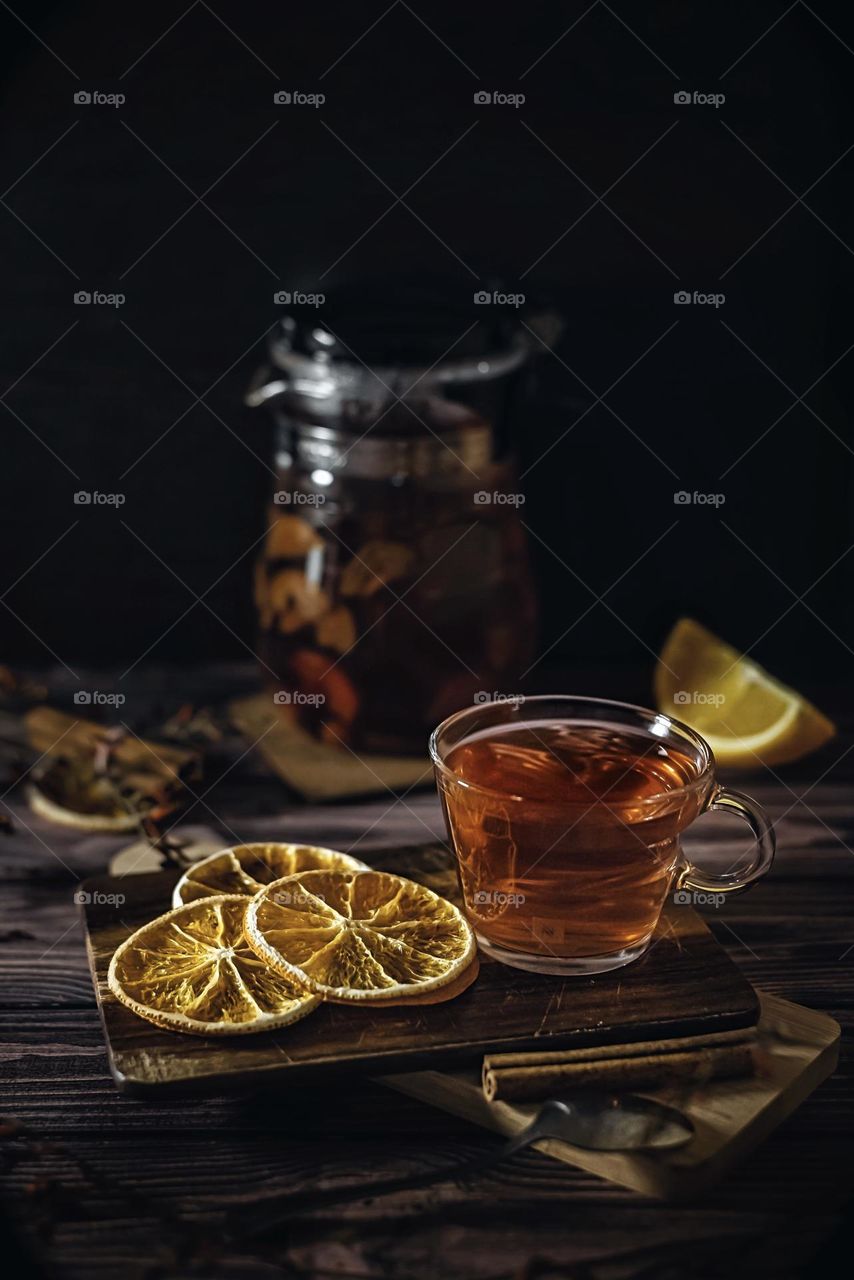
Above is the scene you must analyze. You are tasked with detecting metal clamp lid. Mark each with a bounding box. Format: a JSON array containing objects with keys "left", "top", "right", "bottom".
[{"left": 245, "top": 312, "right": 562, "bottom": 413}]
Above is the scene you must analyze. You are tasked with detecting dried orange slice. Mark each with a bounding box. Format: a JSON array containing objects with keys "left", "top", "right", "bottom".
[
  {"left": 246, "top": 869, "right": 477, "bottom": 1002},
  {"left": 108, "top": 895, "right": 320, "bottom": 1036},
  {"left": 27, "top": 776, "right": 140, "bottom": 831},
  {"left": 172, "top": 842, "right": 368, "bottom": 908}
]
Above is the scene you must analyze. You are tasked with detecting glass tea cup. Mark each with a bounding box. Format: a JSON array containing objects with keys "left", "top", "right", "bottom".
[{"left": 430, "top": 695, "right": 775, "bottom": 976}]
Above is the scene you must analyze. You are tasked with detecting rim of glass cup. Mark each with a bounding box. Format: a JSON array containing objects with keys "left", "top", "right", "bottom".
[{"left": 428, "top": 694, "right": 715, "bottom": 808}]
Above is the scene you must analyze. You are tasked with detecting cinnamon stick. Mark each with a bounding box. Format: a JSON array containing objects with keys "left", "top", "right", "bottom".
[{"left": 482, "top": 1029, "right": 756, "bottom": 1102}]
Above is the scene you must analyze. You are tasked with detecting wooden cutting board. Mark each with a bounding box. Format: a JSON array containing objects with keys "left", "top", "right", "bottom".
[{"left": 81, "top": 843, "right": 760, "bottom": 1095}]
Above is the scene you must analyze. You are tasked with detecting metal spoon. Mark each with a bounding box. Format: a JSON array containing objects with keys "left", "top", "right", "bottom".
[{"left": 236, "top": 1094, "right": 693, "bottom": 1239}]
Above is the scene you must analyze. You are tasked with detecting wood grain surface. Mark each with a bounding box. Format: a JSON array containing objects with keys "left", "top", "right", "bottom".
[{"left": 1, "top": 666, "right": 853, "bottom": 1280}]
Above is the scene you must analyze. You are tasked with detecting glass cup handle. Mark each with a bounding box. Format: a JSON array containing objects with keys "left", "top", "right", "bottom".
[{"left": 676, "top": 786, "right": 775, "bottom": 896}]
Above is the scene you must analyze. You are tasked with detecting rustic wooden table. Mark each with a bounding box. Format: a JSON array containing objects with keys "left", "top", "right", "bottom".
[{"left": 1, "top": 668, "right": 852, "bottom": 1280}]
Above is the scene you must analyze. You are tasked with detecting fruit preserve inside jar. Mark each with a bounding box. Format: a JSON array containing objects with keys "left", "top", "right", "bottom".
[{"left": 248, "top": 320, "right": 539, "bottom": 754}]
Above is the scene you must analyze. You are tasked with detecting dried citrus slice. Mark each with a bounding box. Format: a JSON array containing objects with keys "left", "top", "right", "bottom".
[
  {"left": 27, "top": 778, "right": 139, "bottom": 831},
  {"left": 108, "top": 895, "right": 320, "bottom": 1036},
  {"left": 655, "top": 618, "right": 835, "bottom": 767},
  {"left": 171, "top": 842, "right": 368, "bottom": 908},
  {"left": 246, "top": 869, "right": 477, "bottom": 1003}
]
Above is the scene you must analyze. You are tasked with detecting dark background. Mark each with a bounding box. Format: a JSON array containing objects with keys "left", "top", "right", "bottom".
[{"left": 1, "top": 0, "right": 852, "bottom": 691}]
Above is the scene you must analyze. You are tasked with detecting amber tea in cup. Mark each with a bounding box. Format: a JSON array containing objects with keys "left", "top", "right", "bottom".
[{"left": 431, "top": 696, "right": 775, "bottom": 975}]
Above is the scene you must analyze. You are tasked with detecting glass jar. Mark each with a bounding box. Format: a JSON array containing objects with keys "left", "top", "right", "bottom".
[{"left": 246, "top": 315, "right": 545, "bottom": 755}]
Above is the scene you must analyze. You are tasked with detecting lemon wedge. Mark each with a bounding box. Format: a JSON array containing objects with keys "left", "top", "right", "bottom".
[{"left": 655, "top": 618, "right": 835, "bottom": 768}]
